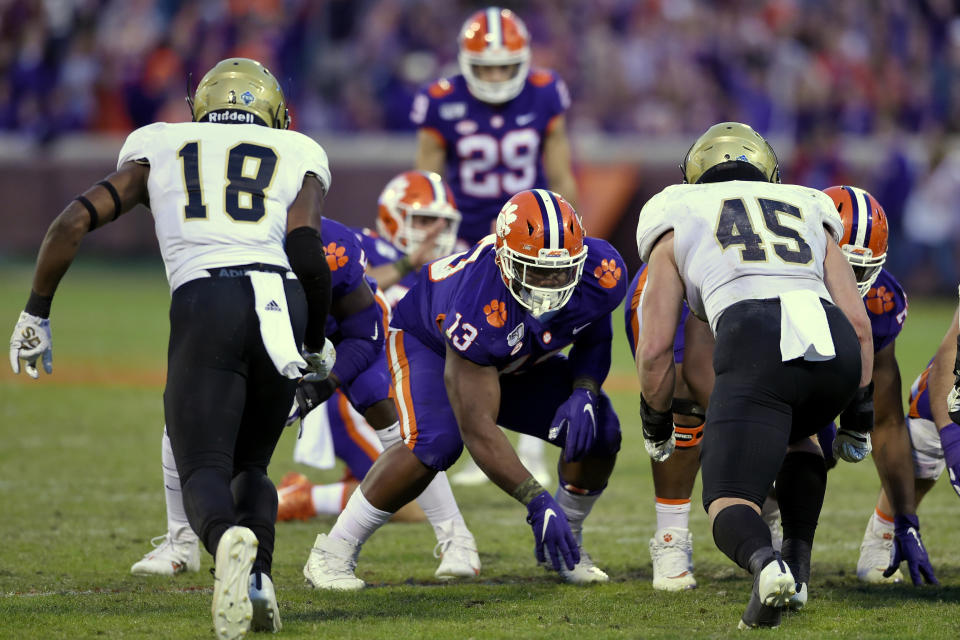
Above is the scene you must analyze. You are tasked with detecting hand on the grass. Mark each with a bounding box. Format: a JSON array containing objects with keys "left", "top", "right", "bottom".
[
  {"left": 883, "top": 514, "right": 938, "bottom": 586},
  {"left": 549, "top": 388, "right": 597, "bottom": 462},
  {"left": 526, "top": 491, "right": 579, "bottom": 571},
  {"left": 9, "top": 311, "right": 52, "bottom": 379}
]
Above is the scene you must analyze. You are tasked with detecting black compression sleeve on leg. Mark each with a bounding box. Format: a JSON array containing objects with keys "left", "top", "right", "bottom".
[
  {"left": 712, "top": 503, "right": 775, "bottom": 573},
  {"left": 285, "top": 226, "right": 332, "bottom": 351},
  {"left": 776, "top": 451, "right": 826, "bottom": 585}
]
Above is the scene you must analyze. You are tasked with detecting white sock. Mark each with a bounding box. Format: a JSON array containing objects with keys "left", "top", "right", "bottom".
[
  {"left": 312, "top": 482, "right": 349, "bottom": 515},
  {"left": 416, "top": 472, "right": 465, "bottom": 539},
  {"left": 655, "top": 498, "right": 691, "bottom": 531},
  {"left": 377, "top": 421, "right": 465, "bottom": 539},
  {"left": 555, "top": 485, "right": 601, "bottom": 542},
  {"left": 375, "top": 421, "right": 402, "bottom": 449},
  {"left": 329, "top": 488, "right": 391, "bottom": 547},
  {"left": 873, "top": 508, "right": 894, "bottom": 533},
  {"left": 516, "top": 433, "right": 545, "bottom": 461},
  {"left": 161, "top": 428, "right": 197, "bottom": 543}
]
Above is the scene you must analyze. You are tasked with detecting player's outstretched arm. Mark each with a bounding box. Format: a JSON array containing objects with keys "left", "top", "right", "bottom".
[
  {"left": 10, "top": 161, "right": 149, "bottom": 378},
  {"left": 542, "top": 116, "right": 578, "bottom": 208},
  {"left": 444, "top": 348, "right": 579, "bottom": 571},
  {"left": 637, "top": 233, "right": 684, "bottom": 462},
  {"left": 933, "top": 307, "right": 960, "bottom": 498},
  {"left": 414, "top": 129, "right": 446, "bottom": 176}
]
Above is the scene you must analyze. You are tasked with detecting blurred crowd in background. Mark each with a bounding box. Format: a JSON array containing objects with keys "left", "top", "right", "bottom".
[{"left": 2, "top": 0, "right": 960, "bottom": 293}]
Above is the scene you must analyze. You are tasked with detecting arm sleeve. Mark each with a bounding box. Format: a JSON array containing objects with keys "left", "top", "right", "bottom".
[
  {"left": 117, "top": 123, "right": 162, "bottom": 168},
  {"left": 297, "top": 135, "right": 332, "bottom": 195},
  {"left": 568, "top": 314, "right": 613, "bottom": 385},
  {"left": 636, "top": 191, "right": 677, "bottom": 262},
  {"left": 285, "top": 226, "right": 332, "bottom": 351},
  {"left": 330, "top": 291, "right": 385, "bottom": 387}
]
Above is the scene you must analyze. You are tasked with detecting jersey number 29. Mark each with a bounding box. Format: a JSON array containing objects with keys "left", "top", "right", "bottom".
[{"left": 178, "top": 142, "right": 278, "bottom": 222}]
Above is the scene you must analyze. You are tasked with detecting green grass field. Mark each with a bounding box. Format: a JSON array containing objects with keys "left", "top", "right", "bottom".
[{"left": 1, "top": 260, "right": 959, "bottom": 639}]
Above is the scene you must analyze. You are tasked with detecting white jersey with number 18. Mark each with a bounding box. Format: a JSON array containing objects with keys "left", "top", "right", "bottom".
[
  {"left": 118, "top": 121, "right": 331, "bottom": 292},
  {"left": 636, "top": 181, "right": 844, "bottom": 332}
]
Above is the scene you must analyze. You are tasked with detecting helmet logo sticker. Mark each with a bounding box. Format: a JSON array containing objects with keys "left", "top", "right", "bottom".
[
  {"left": 227, "top": 90, "right": 237, "bottom": 104},
  {"left": 496, "top": 203, "right": 519, "bottom": 237},
  {"left": 484, "top": 299, "right": 507, "bottom": 328},
  {"left": 324, "top": 243, "right": 350, "bottom": 271},
  {"left": 240, "top": 90, "right": 255, "bottom": 105},
  {"left": 593, "top": 258, "right": 622, "bottom": 289},
  {"left": 736, "top": 154, "right": 748, "bottom": 161}
]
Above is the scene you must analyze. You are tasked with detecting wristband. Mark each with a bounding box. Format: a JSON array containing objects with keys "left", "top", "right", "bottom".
[
  {"left": 511, "top": 476, "right": 545, "bottom": 505},
  {"left": 24, "top": 290, "right": 53, "bottom": 319},
  {"left": 572, "top": 376, "right": 601, "bottom": 396}
]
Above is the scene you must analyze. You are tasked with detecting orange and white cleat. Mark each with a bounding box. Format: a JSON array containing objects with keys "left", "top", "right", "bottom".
[{"left": 277, "top": 472, "right": 316, "bottom": 522}]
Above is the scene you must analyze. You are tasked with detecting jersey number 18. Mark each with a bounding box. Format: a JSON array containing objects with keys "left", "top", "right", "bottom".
[{"left": 178, "top": 142, "right": 278, "bottom": 222}]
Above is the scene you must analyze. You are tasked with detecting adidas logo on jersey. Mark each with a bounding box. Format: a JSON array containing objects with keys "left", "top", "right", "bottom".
[{"left": 264, "top": 300, "right": 282, "bottom": 312}]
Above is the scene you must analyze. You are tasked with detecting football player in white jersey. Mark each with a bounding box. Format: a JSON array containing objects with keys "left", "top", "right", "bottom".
[
  {"left": 635, "top": 122, "right": 873, "bottom": 630},
  {"left": 9, "top": 58, "right": 335, "bottom": 640}
]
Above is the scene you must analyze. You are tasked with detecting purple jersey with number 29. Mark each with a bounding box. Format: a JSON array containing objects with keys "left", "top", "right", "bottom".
[{"left": 410, "top": 71, "right": 570, "bottom": 245}]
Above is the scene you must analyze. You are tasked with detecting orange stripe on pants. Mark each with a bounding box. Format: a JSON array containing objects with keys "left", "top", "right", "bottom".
[
  {"left": 386, "top": 329, "right": 418, "bottom": 449},
  {"left": 337, "top": 392, "right": 380, "bottom": 462}
]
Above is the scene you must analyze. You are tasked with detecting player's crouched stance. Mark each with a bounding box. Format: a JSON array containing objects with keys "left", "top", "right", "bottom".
[
  {"left": 303, "top": 189, "right": 626, "bottom": 589},
  {"left": 635, "top": 123, "right": 872, "bottom": 629}
]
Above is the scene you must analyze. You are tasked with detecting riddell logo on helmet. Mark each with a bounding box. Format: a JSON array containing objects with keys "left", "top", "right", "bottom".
[{"left": 207, "top": 110, "right": 257, "bottom": 124}]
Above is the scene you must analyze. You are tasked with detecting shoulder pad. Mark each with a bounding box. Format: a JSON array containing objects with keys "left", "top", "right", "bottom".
[
  {"left": 429, "top": 78, "right": 455, "bottom": 99},
  {"left": 528, "top": 69, "right": 555, "bottom": 87}
]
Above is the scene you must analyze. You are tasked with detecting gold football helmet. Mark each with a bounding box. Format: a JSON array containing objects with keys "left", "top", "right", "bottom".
[
  {"left": 680, "top": 122, "right": 779, "bottom": 184},
  {"left": 188, "top": 58, "right": 290, "bottom": 129}
]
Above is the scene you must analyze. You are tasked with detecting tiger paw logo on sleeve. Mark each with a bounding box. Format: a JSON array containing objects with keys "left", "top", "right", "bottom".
[
  {"left": 484, "top": 299, "right": 507, "bottom": 328},
  {"left": 593, "top": 258, "right": 622, "bottom": 289},
  {"left": 324, "top": 243, "right": 349, "bottom": 271},
  {"left": 865, "top": 285, "right": 895, "bottom": 315}
]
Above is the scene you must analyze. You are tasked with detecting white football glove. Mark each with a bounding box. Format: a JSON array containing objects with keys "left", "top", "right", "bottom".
[
  {"left": 301, "top": 337, "right": 336, "bottom": 381},
  {"left": 833, "top": 428, "right": 872, "bottom": 463},
  {"left": 948, "top": 386, "right": 960, "bottom": 424},
  {"left": 9, "top": 311, "right": 53, "bottom": 379}
]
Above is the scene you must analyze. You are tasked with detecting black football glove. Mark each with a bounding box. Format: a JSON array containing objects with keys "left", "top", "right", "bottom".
[
  {"left": 640, "top": 394, "right": 675, "bottom": 463},
  {"left": 295, "top": 377, "right": 338, "bottom": 418}
]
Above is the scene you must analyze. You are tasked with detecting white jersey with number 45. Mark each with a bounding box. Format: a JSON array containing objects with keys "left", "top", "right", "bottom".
[
  {"left": 118, "top": 122, "right": 331, "bottom": 292},
  {"left": 636, "top": 181, "right": 844, "bottom": 331}
]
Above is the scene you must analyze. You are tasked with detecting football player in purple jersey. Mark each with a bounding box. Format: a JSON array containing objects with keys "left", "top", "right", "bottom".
[
  {"left": 302, "top": 189, "right": 627, "bottom": 590},
  {"left": 819, "top": 186, "right": 936, "bottom": 587},
  {"left": 411, "top": 6, "right": 576, "bottom": 484},
  {"left": 277, "top": 172, "right": 482, "bottom": 580}
]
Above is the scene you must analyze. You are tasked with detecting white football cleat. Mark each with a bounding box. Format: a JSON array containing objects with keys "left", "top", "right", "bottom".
[
  {"left": 450, "top": 458, "right": 488, "bottom": 487},
  {"left": 211, "top": 526, "right": 257, "bottom": 640},
  {"left": 649, "top": 527, "right": 697, "bottom": 591},
  {"left": 131, "top": 527, "right": 201, "bottom": 576},
  {"left": 738, "top": 554, "right": 796, "bottom": 630},
  {"left": 857, "top": 514, "right": 902, "bottom": 583},
  {"left": 303, "top": 533, "right": 365, "bottom": 591},
  {"left": 249, "top": 571, "right": 281, "bottom": 633},
  {"left": 433, "top": 519, "right": 481, "bottom": 579},
  {"left": 787, "top": 582, "right": 808, "bottom": 611},
  {"left": 542, "top": 547, "right": 609, "bottom": 584}
]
